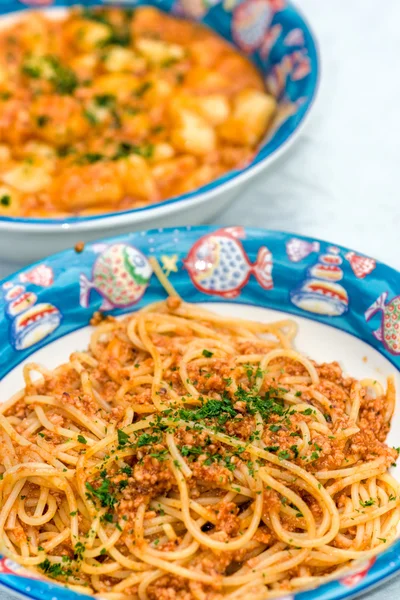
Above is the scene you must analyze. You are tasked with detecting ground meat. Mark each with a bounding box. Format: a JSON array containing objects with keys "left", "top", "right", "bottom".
[
  {"left": 212, "top": 501, "right": 241, "bottom": 536},
  {"left": 191, "top": 461, "right": 232, "bottom": 487},
  {"left": 358, "top": 394, "right": 391, "bottom": 442},
  {"left": 224, "top": 414, "right": 254, "bottom": 440},
  {"left": 187, "top": 359, "right": 237, "bottom": 394},
  {"left": 131, "top": 454, "right": 174, "bottom": 495},
  {"left": 60, "top": 390, "right": 99, "bottom": 415}
]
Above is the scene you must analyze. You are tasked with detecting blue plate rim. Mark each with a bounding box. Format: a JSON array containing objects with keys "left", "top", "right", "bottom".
[{"left": 1, "top": 225, "right": 399, "bottom": 600}]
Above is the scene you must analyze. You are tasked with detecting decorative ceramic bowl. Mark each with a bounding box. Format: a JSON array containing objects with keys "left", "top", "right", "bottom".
[
  {"left": 0, "top": 226, "right": 400, "bottom": 600},
  {"left": 0, "top": 0, "right": 319, "bottom": 263}
]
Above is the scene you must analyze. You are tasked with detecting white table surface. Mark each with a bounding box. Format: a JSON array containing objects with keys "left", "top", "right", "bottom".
[{"left": 0, "top": 0, "right": 399, "bottom": 598}]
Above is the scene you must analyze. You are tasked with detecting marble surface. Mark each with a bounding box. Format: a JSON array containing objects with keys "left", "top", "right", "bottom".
[{"left": 0, "top": 0, "right": 399, "bottom": 598}]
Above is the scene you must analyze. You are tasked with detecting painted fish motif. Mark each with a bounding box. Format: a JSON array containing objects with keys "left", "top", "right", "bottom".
[
  {"left": 232, "top": 0, "right": 273, "bottom": 53},
  {"left": 11, "top": 303, "right": 61, "bottom": 351},
  {"left": 0, "top": 557, "right": 42, "bottom": 579},
  {"left": 178, "top": 0, "right": 212, "bottom": 18},
  {"left": 6, "top": 291, "right": 37, "bottom": 318},
  {"left": 267, "top": 50, "right": 310, "bottom": 96},
  {"left": 184, "top": 227, "right": 273, "bottom": 298},
  {"left": 365, "top": 292, "right": 400, "bottom": 354},
  {"left": 291, "top": 51, "right": 311, "bottom": 81},
  {"left": 286, "top": 238, "right": 320, "bottom": 262},
  {"left": 19, "top": 264, "right": 54, "bottom": 287},
  {"left": 19, "top": 0, "right": 54, "bottom": 5},
  {"left": 4, "top": 285, "right": 25, "bottom": 302},
  {"left": 284, "top": 28, "right": 305, "bottom": 47},
  {"left": 309, "top": 263, "right": 343, "bottom": 282},
  {"left": 80, "top": 243, "right": 152, "bottom": 311},
  {"left": 340, "top": 557, "right": 376, "bottom": 587},
  {"left": 345, "top": 251, "right": 376, "bottom": 279},
  {"left": 320, "top": 253, "right": 342, "bottom": 266},
  {"left": 291, "top": 279, "right": 349, "bottom": 316},
  {"left": 259, "top": 24, "right": 282, "bottom": 59}
]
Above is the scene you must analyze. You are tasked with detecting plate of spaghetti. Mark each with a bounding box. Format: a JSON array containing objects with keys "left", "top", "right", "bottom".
[{"left": 0, "top": 226, "right": 399, "bottom": 600}]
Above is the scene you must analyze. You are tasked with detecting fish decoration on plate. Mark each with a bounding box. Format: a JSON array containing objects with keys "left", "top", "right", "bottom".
[
  {"left": 309, "top": 263, "right": 343, "bottom": 281},
  {"left": 284, "top": 28, "right": 305, "bottom": 47},
  {"left": 266, "top": 49, "right": 310, "bottom": 98},
  {"left": 286, "top": 238, "right": 320, "bottom": 262},
  {"left": 79, "top": 243, "right": 153, "bottom": 310},
  {"left": 340, "top": 558, "right": 376, "bottom": 587},
  {"left": 10, "top": 303, "right": 62, "bottom": 351},
  {"left": 365, "top": 292, "right": 400, "bottom": 354},
  {"left": 18, "top": 0, "right": 54, "bottom": 5},
  {"left": 2, "top": 282, "right": 61, "bottom": 351},
  {"left": 259, "top": 23, "right": 282, "bottom": 58},
  {"left": 4, "top": 285, "right": 25, "bottom": 302},
  {"left": 6, "top": 291, "right": 37, "bottom": 318},
  {"left": 232, "top": 0, "right": 273, "bottom": 52},
  {"left": 290, "top": 246, "right": 349, "bottom": 316},
  {"left": 177, "top": 0, "right": 218, "bottom": 18},
  {"left": 345, "top": 251, "right": 376, "bottom": 279},
  {"left": 19, "top": 264, "right": 54, "bottom": 287},
  {"left": 183, "top": 226, "right": 273, "bottom": 298},
  {"left": 0, "top": 557, "right": 42, "bottom": 580}
]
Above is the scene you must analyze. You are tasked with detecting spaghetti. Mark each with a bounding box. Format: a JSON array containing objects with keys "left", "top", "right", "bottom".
[{"left": 0, "top": 297, "right": 399, "bottom": 600}]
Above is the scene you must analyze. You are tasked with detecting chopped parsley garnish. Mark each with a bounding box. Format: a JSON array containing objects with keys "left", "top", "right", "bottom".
[
  {"left": 134, "top": 81, "right": 152, "bottom": 97},
  {"left": 301, "top": 408, "right": 315, "bottom": 416},
  {"left": 85, "top": 480, "right": 117, "bottom": 508},
  {"left": 179, "top": 397, "right": 237, "bottom": 425},
  {"left": 150, "top": 449, "right": 169, "bottom": 461},
  {"left": 117, "top": 429, "right": 130, "bottom": 447},
  {"left": 101, "top": 512, "right": 114, "bottom": 523},
  {"left": 278, "top": 450, "right": 290, "bottom": 460},
  {"left": 269, "top": 424, "right": 281, "bottom": 432},
  {"left": 38, "top": 559, "right": 72, "bottom": 579},
  {"left": 77, "top": 435, "right": 87, "bottom": 444},
  {"left": 137, "top": 433, "right": 160, "bottom": 447},
  {"left": 202, "top": 349, "right": 213, "bottom": 358},
  {"left": 57, "top": 145, "right": 76, "bottom": 158},
  {"left": 74, "top": 541, "right": 85, "bottom": 560},
  {"left": 94, "top": 94, "right": 115, "bottom": 108},
  {"left": 78, "top": 152, "right": 104, "bottom": 164},
  {"left": 151, "top": 125, "right": 165, "bottom": 134},
  {"left": 112, "top": 141, "right": 154, "bottom": 160},
  {"left": 0, "top": 195, "right": 11, "bottom": 207},
  {"left": 22, "top": 55, "right": 78, "bottom": 95},
  {"left": 121, "top": 465, "right": 132, "bottom": 476},
  {"left": 83, "top": 109, "right": 99, "bottom": 125},
  {"left": 360, "top": 498, "right": 375, "bottom": 507},
  {"left": 36, "top": 115, "right": 49, "bottom": 127},
  {"left": 180, "top": 445, "right": 204, "bottom": 458}
]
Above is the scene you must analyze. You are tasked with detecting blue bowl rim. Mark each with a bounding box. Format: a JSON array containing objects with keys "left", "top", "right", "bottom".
[{"left": 0, "top": 0, "right": 320, "bottom": 230}]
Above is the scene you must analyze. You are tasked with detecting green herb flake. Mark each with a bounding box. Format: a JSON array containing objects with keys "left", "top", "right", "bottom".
[
  {"left": 117, "top": 429, "right": 130, "bottom": 447},
  {"left": 0, "top": 195, "right": 11, "bottom": 207}
]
